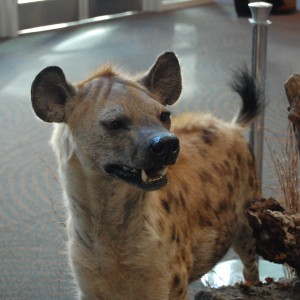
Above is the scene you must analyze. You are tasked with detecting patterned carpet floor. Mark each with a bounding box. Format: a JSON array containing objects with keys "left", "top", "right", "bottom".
[{"left": 1, "top": 2, "right": 300, "bottom": 299}]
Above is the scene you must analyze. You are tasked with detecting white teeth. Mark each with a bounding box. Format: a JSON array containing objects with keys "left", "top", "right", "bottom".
[
  {"left": 122, "top": 166, "right": 167, "bottom": 183},
  {"left": 123, "top": 166, "right": 139, "bottom": 174},
  {"left": 159, "top": 167, "right": 168, "bottom": 176},
  {"left": 141, "top": 170, "right": 148, "bottom": 182},
  {"left": 141, "top": 167, "right": 168, "bottom": 183}
]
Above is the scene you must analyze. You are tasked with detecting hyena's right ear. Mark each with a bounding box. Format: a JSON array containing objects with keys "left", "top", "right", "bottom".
[{"left": 31, "top": 66, "right": 76, "bottom": 123}]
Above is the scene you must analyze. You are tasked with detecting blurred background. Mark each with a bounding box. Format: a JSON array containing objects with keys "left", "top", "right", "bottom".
[{"left": 0, "top": 0, "right": 300, "bottom": 299}]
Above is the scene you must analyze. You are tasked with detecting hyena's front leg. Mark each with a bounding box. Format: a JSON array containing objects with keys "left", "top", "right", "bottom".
[{"left": 232, "top": 222, "right": 259, "bottom": 282}]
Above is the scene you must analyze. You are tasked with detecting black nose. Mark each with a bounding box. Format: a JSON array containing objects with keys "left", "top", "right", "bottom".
[{"left": 150, "top": 133, "right": 180, "bottom": 165}]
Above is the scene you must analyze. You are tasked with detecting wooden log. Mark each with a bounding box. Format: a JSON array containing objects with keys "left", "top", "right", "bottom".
[
  {"left": 285, "top": 73, "right": 300, "bottom": 153},
  {"left": 246, "top": 198, "right": 300, "bottom": 276}
]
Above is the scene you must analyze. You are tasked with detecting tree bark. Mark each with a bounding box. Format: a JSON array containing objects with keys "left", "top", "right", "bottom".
[
  {"left": 246, "top": 198, "right": 300, "bottom": 276},
  {"left": 285, "top": 73, "right": 300, "bottom": 153}
]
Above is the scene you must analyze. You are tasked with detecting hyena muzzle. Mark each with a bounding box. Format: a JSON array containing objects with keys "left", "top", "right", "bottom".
[{"left": 31, "top": 51, "right": 262, "bottom": 300}]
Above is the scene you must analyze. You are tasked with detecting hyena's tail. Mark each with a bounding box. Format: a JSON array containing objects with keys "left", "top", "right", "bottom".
[{"left": 230, "top": 66, "right": 264, "bottom": 127}]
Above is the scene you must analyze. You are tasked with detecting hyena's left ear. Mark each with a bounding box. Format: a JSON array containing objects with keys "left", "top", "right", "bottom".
[
  {"left": 31, "top": 66, "right": 76, "bottom": 123},
  {"left": 139, "top": 51, "right": 182, "bottom": 106}
]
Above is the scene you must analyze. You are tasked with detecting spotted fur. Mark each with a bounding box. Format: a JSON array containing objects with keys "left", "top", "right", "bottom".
[{"left": 31, "top": 52, "right": 261, "bottom": 300}]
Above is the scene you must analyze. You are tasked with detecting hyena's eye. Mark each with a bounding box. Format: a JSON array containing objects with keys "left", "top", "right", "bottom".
[
  {"left": 160, "top": 111, "right": 171, "bottom": 123},
  {"left": 104, "top": 120, "right": 125, "bottom": 130}
]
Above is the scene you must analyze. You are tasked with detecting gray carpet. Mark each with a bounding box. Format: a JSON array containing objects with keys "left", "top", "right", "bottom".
[{"left": 1, "top": 3, "right": 300, "bottom": 299}]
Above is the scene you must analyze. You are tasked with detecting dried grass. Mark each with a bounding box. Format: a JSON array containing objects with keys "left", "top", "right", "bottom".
[{"left": 267, "top": 123, "right": 300, "bottom": 212}]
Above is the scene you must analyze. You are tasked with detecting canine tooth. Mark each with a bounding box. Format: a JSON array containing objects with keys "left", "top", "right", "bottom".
[
  {"left": 157, "top": 167, "right": 168, "bottom": 176},
  {"left": 141, "top": 170, "right": 148, "bottom": 182},
  {"left": 161, "top": 167, "right": 168, "bottom": 176}
]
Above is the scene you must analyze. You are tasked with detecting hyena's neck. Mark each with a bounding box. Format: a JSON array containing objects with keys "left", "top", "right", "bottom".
[{"left": 63, "top": 158, "right": 147, "bottom": 242}]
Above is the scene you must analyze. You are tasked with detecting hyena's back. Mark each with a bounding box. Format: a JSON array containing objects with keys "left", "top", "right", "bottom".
[{"left": 154, "top": 112, "right": 260, "bottom": 282}]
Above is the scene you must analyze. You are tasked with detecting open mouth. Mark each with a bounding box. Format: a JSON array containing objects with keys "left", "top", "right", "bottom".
[{"left": 105, "top": 164, "right": 168, "bottom": 191}]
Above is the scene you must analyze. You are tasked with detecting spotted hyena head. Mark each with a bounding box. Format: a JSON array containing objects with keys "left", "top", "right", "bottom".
[{"left": 31, "top": 52, "right": 182, "bottom": 191}]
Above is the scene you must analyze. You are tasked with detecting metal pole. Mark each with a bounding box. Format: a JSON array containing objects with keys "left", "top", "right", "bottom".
[
  {"left": 0, "top": 0, "right": 18, "bottom": 38},
  {"left": 78, "top": 0, "right": 89, "bottom": 20},
  {"left": 248, "top": 2, "right": 272, "bottom": 182}
]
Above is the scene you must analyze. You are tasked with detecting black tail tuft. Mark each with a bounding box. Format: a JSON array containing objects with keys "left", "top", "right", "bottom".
[{"left": 230, "top": 66, "right": 264, "bottom": 126}]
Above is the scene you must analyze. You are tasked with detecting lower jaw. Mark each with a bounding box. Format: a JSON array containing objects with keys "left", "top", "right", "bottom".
[
  {"left": 117, "top": 174, "right": 168, "bottom": 191},
  {"left": 137, "top": 176, "right": 168, "bottom": 191},
  {"left": 113, "top": 173, "right": 168, "bottom": 191},
  {"left": 105, "top": 165, "right": 168, "bottom": 191}
]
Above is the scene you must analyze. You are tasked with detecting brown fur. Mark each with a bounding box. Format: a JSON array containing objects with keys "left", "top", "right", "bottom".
[{"left": 31, "top": 52, "right": 261, "bottom": 300}]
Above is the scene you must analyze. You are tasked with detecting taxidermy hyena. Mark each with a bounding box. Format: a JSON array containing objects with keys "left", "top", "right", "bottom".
[{"left": 31, "top": 52, "right": 261, "bottom": 300}]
